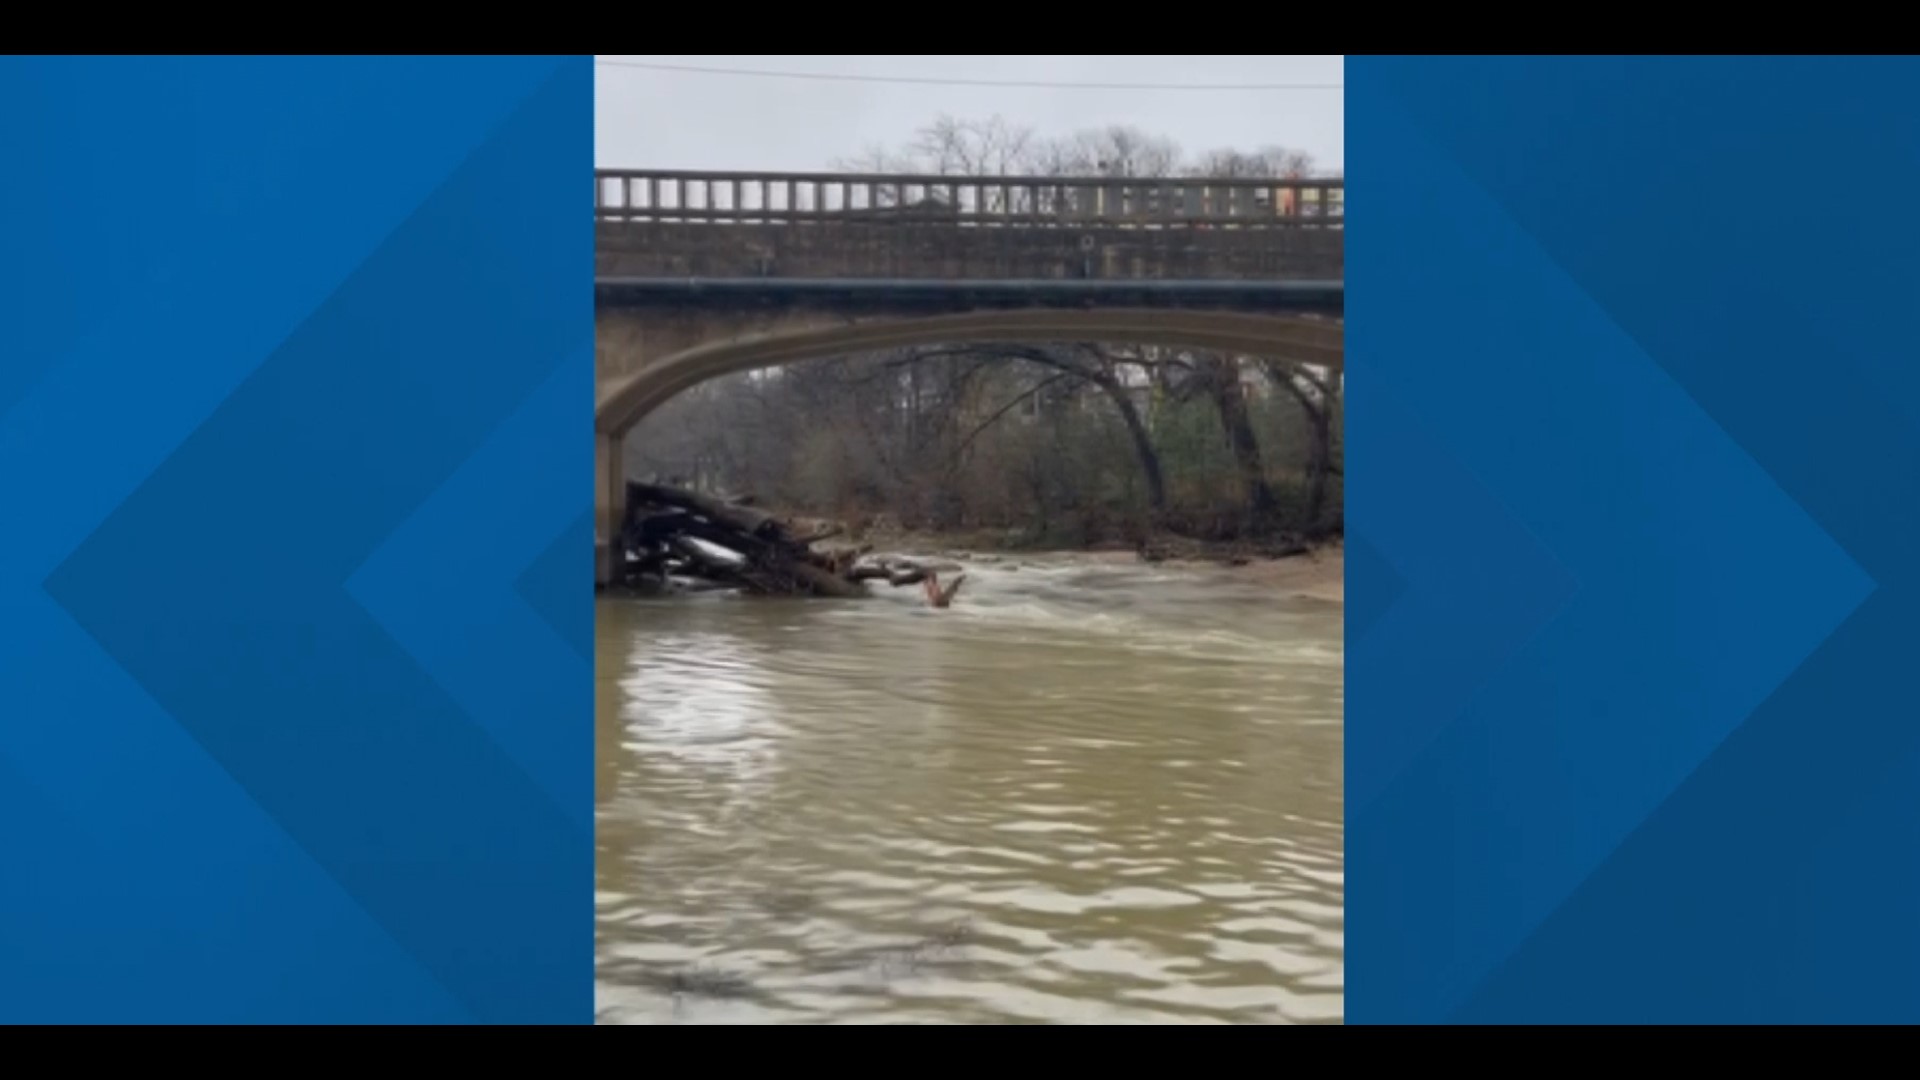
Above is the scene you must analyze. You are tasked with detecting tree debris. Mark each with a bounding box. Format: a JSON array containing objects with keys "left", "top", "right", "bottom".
[{"left": 613, "top": 482, "right": 955, "bottom": 602}]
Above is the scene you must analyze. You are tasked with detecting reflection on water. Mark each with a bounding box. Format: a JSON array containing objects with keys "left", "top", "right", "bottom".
[{"left": 596, "top": 556, "right": 1343, "bottom": 1024}]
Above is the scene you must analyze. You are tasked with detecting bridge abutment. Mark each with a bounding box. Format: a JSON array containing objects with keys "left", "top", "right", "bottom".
[{"left": 596, "top": 429, "right": 623, "bottom": 589}]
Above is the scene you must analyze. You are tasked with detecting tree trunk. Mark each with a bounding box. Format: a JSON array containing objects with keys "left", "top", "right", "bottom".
[
  {"left": 1305, "top": 405, "right": 1332, "bottom": 527},
  {"left": 1202, "top": 356, "right": 1275, "bottom": 526},
  {"left": 627, "top": 481, "right": 782, "bottom": 538},
  {"left": 1263, "top": 359, "right": 1337, "bottom": 534},
  {"left": 967, "top": 345, "right": 1169, "bottom": 523},
  {"left": 1091, "top": 373, "right": 1168, "bottom": 519}
]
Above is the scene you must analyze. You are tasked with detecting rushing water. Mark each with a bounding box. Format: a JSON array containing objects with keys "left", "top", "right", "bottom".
[{"left": 595, "top": 553, "right": 1343, "bottom": 1024}]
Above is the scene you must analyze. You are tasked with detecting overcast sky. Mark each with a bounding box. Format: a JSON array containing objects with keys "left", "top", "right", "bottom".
[{"left": 595, "top": 55, "right": 1343, "bottom": 174}]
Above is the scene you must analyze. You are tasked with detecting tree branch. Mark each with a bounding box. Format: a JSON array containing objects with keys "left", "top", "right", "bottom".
[{"left": 951, "top": 372, "right": 1074, "bottom": 464}]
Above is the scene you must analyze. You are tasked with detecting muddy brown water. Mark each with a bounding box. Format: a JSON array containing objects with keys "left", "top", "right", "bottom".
[{"left": 596, "top": 554, "right": 1342, "bottom": 1024}]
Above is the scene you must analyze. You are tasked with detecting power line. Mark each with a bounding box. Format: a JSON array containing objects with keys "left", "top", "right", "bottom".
[{"left": 594, "top": 58, "right": 1342, "bottom": 92}]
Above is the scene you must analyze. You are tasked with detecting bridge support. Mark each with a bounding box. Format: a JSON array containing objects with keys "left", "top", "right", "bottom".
[{"left": 596, "top": 429, "right": 624, "bottom": 589}]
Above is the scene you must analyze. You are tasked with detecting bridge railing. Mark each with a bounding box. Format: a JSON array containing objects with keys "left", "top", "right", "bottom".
[{"left": 595, "top": 169, "right": 1342, "bottom": 229}]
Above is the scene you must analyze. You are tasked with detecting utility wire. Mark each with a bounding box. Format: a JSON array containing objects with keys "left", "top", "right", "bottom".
[{"left": 594, "top": 58, "right": 1341, "bottom": 91}]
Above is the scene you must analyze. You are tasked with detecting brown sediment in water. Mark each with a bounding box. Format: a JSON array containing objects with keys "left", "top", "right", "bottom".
[
  {"left": 849, "top": 525, "right": 1345, "bottom": 605},
  {"left": 1066, "top": 543, "right": 1344, "bottom": 605},
  {"left": 1221, "top": 546, "right": 1343, "bottom": 604},
  {"left": 595, "top": 567, "right": 1344, "bottom": 1024}
]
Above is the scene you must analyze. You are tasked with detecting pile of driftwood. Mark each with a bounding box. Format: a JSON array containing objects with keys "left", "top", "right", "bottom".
[{"left": 614, "top": 481, "right": 964, "bottom": 604}]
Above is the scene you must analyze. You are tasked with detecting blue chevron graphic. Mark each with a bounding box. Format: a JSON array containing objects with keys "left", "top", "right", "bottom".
[
  {"left": 1371, "top": 55, "right": 1920, "bottom": 589},
  {"left": 346, "top": 348, "right": 593, "bottom": 833},
  {"left": 0, "top": 749, "right": 112, "bottom": 1011},
  {"left": 1348, "top": 60, "right": 1876, "bottom": 1023},
  {"left": 1345, "top": 366, "right": 1578, "bottom": 811},
  {"left": 1453, "top": 589, "right": 1908, "bottom": 1022},
  {"left": 1, "top": 575, "right": 468, "bottom": 1021},
  {"left": 1356, "top": 55, "right": 1920, "bottom": 1024},
  {"left": 1, "top": 60, "right": 562, "bottom": 575},
  {"left": 1342, "top": 533, "right": 1403, "bottom": 643},
  {"left": 8, "top": 57, "right": 592, "bottom": 1023},
  {"left": 517, "top": 510, "right": 596, "bottom": 664}
]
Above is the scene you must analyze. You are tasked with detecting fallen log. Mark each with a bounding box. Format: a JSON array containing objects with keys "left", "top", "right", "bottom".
[
  {"left": 769, "top": 553, "right": 870, "bottom": 599},
  {"left": 850, "top": 565, "right": 931, "bottom": 587},
  {"left": 610, "top": 482, "right": 972, "bottom": 605},
  {"left": 628, "top": 481, "right": 783, "bottom": 539},
  {"left": 613, "top": 482, "right": 874, "bottom": 598},
  {"left": 667, "top": 536, "right": 744, "bottom": 581}
]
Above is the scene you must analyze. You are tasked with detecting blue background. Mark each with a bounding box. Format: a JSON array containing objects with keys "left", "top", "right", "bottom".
[
  {"left": 1348, "top": 55, "right": 1920, "bottom": 1023},
  {"left": 9, "top": 53, "right": 1918, "bottom": 1027},
  {"left": 0, "top": 57, "right": 591, "bottom": 1023}
]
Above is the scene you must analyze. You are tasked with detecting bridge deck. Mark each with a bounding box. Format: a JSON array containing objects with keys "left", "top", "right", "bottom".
[{"left": 595, "top": 276, "right": 1343, "bottom": 317}]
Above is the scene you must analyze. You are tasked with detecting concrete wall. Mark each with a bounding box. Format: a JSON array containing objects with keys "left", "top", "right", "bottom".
[{"left": 596, "top": 222, "right": 1342, "bottom": 282}]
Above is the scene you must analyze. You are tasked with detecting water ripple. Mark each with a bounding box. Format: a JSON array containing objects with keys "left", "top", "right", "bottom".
[{"left": 596, "top": 554, "right": 1342, "bottom": 1025}]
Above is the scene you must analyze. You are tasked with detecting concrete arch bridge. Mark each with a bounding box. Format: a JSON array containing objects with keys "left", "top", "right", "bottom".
[{"left": 594, "top": 168, "right": 1345, "bottom": 586}]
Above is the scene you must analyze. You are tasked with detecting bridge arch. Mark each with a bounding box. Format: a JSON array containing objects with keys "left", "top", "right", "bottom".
[
  {"left": 596, "top": 307, "right": 1342, "bottom": 438},
  {"left": 594, "top": 306, "right": 1343, "bottom": 585}
]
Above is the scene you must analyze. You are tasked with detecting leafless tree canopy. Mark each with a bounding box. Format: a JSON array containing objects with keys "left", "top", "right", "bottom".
[{"left": 839, "top": 114, "right": 1323, "bottom": 183}]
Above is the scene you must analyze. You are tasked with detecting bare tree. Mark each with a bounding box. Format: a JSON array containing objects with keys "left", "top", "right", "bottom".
[
  {"left": 1260, "top": 360, "right": 1341, "bottom": 531},
  {"left": 1192, "top": 145, "right": 1316, "bottom": 179},
  {"left": 1041, "top": 125, "right": 1184, "bottom": 178}
]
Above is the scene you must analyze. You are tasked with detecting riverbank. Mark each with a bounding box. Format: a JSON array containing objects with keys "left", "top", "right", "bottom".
[{"left": 1153, "top": 544, "right": 1343, "bottom": 604}]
